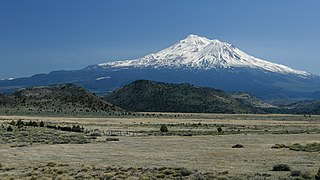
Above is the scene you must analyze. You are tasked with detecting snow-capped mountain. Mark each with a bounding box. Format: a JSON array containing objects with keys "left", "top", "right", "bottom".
[
  {"left": 1, "top": 34, "right": 319, "bottom": 100},
  {"left": 98, "top": 35, "right": 309, "bottom": 76}
]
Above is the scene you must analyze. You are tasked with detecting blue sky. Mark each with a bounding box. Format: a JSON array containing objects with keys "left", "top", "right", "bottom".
[{"left": 0, "top": 0, "right": 320, "bottom": 79}]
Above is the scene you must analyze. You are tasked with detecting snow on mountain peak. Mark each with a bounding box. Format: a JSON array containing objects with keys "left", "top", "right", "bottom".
[
  {"left": 182, "top": 34, "right": 211, "bottom": 45},
  {"left": 98, "top": 35, "right": 310, "bottom": 76}
]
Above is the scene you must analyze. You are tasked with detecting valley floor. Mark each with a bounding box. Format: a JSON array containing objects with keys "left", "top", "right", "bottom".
[{"left": 0, "top": 113, "right": 319, "bottom": 179}]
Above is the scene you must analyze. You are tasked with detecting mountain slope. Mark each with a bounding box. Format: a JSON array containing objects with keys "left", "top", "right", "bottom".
[
  {"left": 283, "top": 100, "right": 320, "bottom": 114},
  {"left": 104, "top": 80, "right": 262, "bottom": 113},
  {"left": 230, "top": 92, "right": 276, "bottom": 108},
  {"left": 0, "top": 84, "right": 122, "bottom": 115},
  {"left": 0, "top": 94, "right": 15, "bottom": 106}
]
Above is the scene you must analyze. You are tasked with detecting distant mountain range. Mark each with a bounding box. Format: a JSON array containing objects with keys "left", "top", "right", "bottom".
[
  {"left": 1, "top": 34, "right": 320, "bottom": 100},
  {"left": 0, "top": 81, "right": 319, "bottom": 114}
]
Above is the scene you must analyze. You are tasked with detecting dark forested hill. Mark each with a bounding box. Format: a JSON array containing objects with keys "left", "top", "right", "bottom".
[
  {"left": 283, "top": 100, "right": 320, "bottom": 114},
  {"left": 0, "top": 84, "right": 122, "bottom": 115},
  {"left": 104, "top": 80, "right": 263, "bottom": 113}
]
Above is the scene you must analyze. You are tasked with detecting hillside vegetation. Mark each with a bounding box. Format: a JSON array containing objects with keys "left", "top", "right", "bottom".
[
  {"left": 0, "top": 84, "right": 122, "bottom": 115},
  {"left": 230, "top": 92, "right": 276, "bottom": 109},
  {"left": 283, "top": 100, "right": 320, "bottom": 114},
  {"left": 104, "top": 80, "right": 262, "bottom": 113},
  {"left": 1, "top": 81, "right": 319, "bottom": 115}
]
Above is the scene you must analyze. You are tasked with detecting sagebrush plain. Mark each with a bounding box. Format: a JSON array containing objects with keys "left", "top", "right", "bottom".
[{"left": 0, "top": 113, "right": 319, "bottom": 179}]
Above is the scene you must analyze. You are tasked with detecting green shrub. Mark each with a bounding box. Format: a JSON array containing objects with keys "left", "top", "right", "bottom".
[
  {"left": 316, "top": 168, "right": 320, "bottom": 180},
  {"left": 232, "top": 144, "right": 244, "bottom": 148},
  {"left": 26, "top": 121, "right": 38, "bottom": 127},
  {"left": 272, "top": 164, "right": 291, "bottom": 171},
  {"left": 271, "top": 144, "right": 288, "bottom": 149},
  {"left": 16, "top": 119, "right": 24, "bottom": 127},
  {"left": 217, "top": 127, "right": 222, "bottom": 133},
  {"left": 290, "top": 143, "right": 320, "bottom": 152},
  {"left": 160, "top": 124, "right": 168, "bottom": 132},
  {"left": 46, "top": 162, "right": 56, "bottom": 167},
  {"left": 291, "top": 170, "right": 301, "bottom": 177},
  {"left": 290, "top": 170, "right": 311, "bottom": 179},
  {"left": 156, "top": 173, "right": 165, "bottom": 178},
  {"left": 7, "top": 126, "right": 13, "bottom": 132},
  {"left": 106, "top": 138, "right": 119, "bottom": 141},
  {"left": 180, "top": 168, "right": 193, "bottom": 176},
  {"left": 39, "top": 121, "right": 44, "bottom": 127},
  {"left": 90, "top": 133, "right": 101, "bottom": 137},
  {"left": 9, "top": 120, "right": 15, "bottom": 125},
  {"left": 71, "top": 125, "right": 83, "bottom": 132},
  {"left": 300, "top": 171, "right": 312, "bottom": 179}
]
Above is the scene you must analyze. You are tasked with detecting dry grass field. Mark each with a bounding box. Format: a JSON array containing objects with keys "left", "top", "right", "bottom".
[{"left": 0, "top": 113, "right": 319, "bottom": 179}]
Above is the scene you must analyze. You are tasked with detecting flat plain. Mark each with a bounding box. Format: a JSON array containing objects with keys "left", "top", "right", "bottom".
[{"left": 0, "top": 113, "right": 319, "bottom": 179}]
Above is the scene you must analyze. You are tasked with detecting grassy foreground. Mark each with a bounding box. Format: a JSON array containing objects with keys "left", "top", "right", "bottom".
[{"left": 0, "top": 113, "right": 319, "bottom": 179}]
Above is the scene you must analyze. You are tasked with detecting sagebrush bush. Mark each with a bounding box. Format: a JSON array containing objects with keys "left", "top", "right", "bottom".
[
  {"left": 290, "top": 143, "right": 320, "bottom": 152},
  {"left": 106, "top": 138, "right": 119, "bottom": 141},
  {"left": 271, "top": 144, "right": 288, "bottom": 149},
  {"left": 291, "top": 170, "right": 301, "bottom": 177},
  {"left": 160, "top": 124, "right": 168, "bottom": 132},
  {"left": 316, "top": 168, "right": 320, "bottom": 180},
  {"left": 272, "top": 164, "right": 291, "bottom": 171},
  {"left": 16, "top": 119, "right": 24, "bottom": 127},
  {"left": 9, "top": 120, "right": 15, "bottom": 125},
  {"left": 7, "top": 125, "right": 13, "bottom": 132},
  {"left": 232, "top": 144, "right": 244, "bottom": 148},
  {"left": 180, "top": 168, "right": 193, "bottom": 176},
  {"left": 39, "top": 121, "right": 44, "bottom": 127}
]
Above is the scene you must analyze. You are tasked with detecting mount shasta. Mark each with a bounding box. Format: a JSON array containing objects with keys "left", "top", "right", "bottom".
[{"left": 1, "top": 35, "right": 320, "bottom": 100}]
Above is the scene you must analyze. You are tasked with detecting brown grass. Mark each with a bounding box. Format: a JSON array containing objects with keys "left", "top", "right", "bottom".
[{"left": 0, "top": 114, "right": 319, "bottom": 179}]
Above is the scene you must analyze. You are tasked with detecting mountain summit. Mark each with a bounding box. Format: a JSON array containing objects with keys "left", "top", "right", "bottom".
[{"left": 98, "top": 35, "right": 309, "bottom": 76}]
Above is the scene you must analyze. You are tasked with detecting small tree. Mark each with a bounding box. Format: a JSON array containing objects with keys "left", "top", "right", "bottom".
[
  {"left": 39, "top": 121, "right": 44, "bottom": 127},
  {"left": 217, "top": 127, "right": 222, "bottom": 133},
  {"left": 160, "top": 124, "right": 168, "bottom": 132}
]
